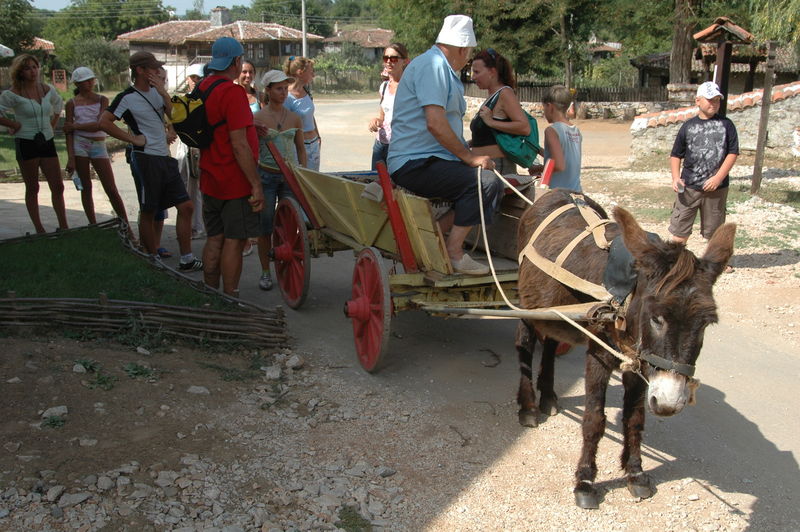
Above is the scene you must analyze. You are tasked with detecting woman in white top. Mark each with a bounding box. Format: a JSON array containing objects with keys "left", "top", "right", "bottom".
[
  {"left": 368, "top": 43, "right": 410, "bottom": 170},
  {"left": 284, "top": 56, "right": 321, "bottom": 170},
  {"left": 64, "top": 66, "right": 131, "bottom": 232},
  {"left": 0, "top": 54, "right": 67, "bottom": 233}
]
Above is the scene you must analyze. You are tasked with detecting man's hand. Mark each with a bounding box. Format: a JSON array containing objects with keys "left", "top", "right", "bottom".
[
  {"left": 131, "top": 134, "right": 146, "bottom": 147},
  {"left": 65, "top": 156, "right": 76, "bottom": 175},
  {"left": 702, "top": 175, "right": 722, "bottom": 192},
  {"left": 249, "top": 186, "right": 264, "bottom": 212},
  {"left": 469, "top": 154, "right": 495, "bottom": 170},
  {"left": 368, "top": 117, "right": 381, "bottom": 132}
]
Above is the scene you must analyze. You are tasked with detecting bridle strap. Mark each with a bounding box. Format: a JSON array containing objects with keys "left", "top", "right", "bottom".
[{"left": 639, "top": 351, "right": 696, "bottom": 377}]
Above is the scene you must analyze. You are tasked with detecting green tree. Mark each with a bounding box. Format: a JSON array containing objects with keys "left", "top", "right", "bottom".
[
  {"left": 45, "top": 0, "right": 170, "bottom": 45},
  {"left": 0, "top": 0, "right": 37, "bottom": 51},
  {"left": 249, "top": 0, "right": 332, "bottom": 36},
  {"left": 749, "top": 0, "right": 799, "bottom": 43},
  {"left": 61, "top": 38, "right": 128, "bottom": 89}
]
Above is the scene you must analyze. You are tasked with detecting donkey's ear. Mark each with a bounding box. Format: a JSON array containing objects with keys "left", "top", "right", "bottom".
[
  {"left": 614, "top": 206, "right": 653, "bottom": 259},
  {"left": 700, "top": 223, "right": 736, "bottom": 282}
]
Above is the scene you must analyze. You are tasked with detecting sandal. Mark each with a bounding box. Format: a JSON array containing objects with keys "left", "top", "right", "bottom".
[{"left": 157, "top": 247, "right": 172, "bottom": 258}]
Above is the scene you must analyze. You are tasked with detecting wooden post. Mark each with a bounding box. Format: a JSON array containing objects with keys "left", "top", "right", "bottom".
[
  {"left": 751, "top": 41, "right": 776, "bottom": 195},
  {"left": 713, "top": 42, "right": 733, "bottom": 117}
]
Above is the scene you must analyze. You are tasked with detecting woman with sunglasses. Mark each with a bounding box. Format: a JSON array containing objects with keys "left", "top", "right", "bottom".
[
  {"left": 469, "top": 48, "right": 531, "bottom": 174},
  {"left": 368, "top": 43, "right": 409, "bottom": 170}
]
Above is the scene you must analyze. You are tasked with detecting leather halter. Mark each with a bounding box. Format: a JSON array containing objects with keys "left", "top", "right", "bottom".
[{"left": 639, "top": 352, "right": 696, "bottom": 377}]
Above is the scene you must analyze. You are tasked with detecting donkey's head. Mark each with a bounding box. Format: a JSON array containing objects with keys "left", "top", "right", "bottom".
[{"left": 614, "top": 207, "right": 736, "bottom": 417}]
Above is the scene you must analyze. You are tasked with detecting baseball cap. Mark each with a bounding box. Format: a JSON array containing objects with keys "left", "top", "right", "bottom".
[
  {"left": 261, "top": 70, "right": 294, "bottom": 86},
  {"left": 186, "top": 63, "right": 205, "bottom": 79},
  {"left": 129, "top": 51, "right": 165, "bottom": 70},
  {"left": 207, "top": 37, "right": 244, "bottom": 72},
  {"left": 435, "top": 15, "right": 477, "bottom": 48},
  {"left": 696, "top": 81, "right": 724, "bottom": 100},
  {"left": 71, "top": 66, "right": 96, "bottom": 83}
]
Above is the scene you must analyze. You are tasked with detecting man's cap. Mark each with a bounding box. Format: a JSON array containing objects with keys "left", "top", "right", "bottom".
[
  {"left": 186, "top": 63, "right": 205, "bottom": 79},
  {"left": 207, "top": 37, "right": 244, "bottom": 71},
  {"left": 129, "top": 51, "right": 165, "bottom": 70},
  {"left": 261, "top": 70, "right": 294, "bottom": 86},
  {"left": 71, "top": 66, "right": 96, "bottom": 83},
  {"left": 435, "top": 15, "right": 477, "bottom": 48},
  {"left": 696, "top": 81, "right": 724, "bottom": 100}
]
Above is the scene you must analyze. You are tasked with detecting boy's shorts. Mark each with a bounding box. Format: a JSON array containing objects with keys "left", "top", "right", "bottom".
[
  {"left": 259, "top": 167, "right": 293, "bottom": 236},
  {"left": 129, "top": 152, "right": 189, "bottom": 213},
  {"left": 73, "top": 136, "right": 109, "bottom": 159},
  {"left": 203, "top": 194, "right": 260, "bottom": 240},
  {"left": 668, "top": 186, "right": 728, "bottom": 239}
]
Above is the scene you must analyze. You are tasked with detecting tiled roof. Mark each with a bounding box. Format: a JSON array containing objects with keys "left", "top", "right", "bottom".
[
  {"left": 30, "top": 37, "right": 55, "bottom": 51},
  {"left": 324, "top": 28, "right": 394, "bottom": 49},
  {"left": 631, "top": 81, "right": 800, "bottom": 131},
  {"left": 116, "top": 20, "right": 321, "bottom": 46},
  {"left": 693, "top": 16, "right": 753, "bottom": 44},
  {"left": 631, "top": 45, "right": 799, "bottom": 75}
]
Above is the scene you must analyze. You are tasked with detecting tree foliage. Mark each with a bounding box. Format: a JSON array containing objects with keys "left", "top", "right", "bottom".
[
  {"left": 45, "top": 0, "right": 170, "bottom": 45},
  {"left": 249, "top": 0, "right": 333, "bottom": 36},
  {"left": 749, "top": 0, "right": 800, "bottom": 43},
  {"left": 60, "top": 38, "right": 128, "bottom": 89},
  {"left": 0, "top": 0, "right": 37, "bottom": 51}
]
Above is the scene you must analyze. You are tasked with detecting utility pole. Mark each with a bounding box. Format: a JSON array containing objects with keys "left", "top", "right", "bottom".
[
  {"left": 751, "top": 41, "right": 776, "bottom": 195},
  {"left": 301, "top": 0, "right": 308, "bottom": 58}
]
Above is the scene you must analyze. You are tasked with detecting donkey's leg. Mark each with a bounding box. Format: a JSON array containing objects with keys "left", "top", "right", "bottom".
[
  {"left": 516, "top": 320, "right": 540, "bottom": 427},
  {"left": 537, "top": 338, "right": 559, "bottom": 416},
  {"left": 574, "top": 349, "right": 613, "bottom": 509},
  {"left": 621, "top": 370, "right": 653, "bottom": 499}
]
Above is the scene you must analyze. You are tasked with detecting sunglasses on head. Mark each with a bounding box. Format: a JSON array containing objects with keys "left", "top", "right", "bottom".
[{"left": 383, "top": 55, "right": 402, "bottom": 63}]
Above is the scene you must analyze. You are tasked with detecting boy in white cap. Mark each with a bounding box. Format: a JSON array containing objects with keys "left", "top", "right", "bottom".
[
  {"left": 387, "top": 14, "right": 503, "bottom": 275},
  {"left": 668, "top": 81, "right": 739, "bottom": 267}
]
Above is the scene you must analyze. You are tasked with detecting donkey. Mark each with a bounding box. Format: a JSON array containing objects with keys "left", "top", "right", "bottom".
[{"left": 515, "top": 189, "right": 735, "bottom": 509}]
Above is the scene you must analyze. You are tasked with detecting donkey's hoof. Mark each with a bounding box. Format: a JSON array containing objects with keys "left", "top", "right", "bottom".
[
  {"left": 627, "top": 477, "right": 654, "bottom": 499},
  {"left": 518, "top": 409, "right": 539, "bottom": 427},
  {"left": 539, "top": 396, "right": 559, "bottom": 416},
  {"left": 574, "top": 482, "right": 599, "bottom": 509}
]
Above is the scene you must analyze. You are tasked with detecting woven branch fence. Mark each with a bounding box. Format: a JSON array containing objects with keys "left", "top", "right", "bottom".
[{"left": 0, "top": 220, "right": 289, "bottom": 348}]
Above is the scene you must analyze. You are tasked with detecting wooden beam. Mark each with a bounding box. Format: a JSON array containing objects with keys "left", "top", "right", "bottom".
[
  {"left": 713, "top": 42, "right": 733, "bottom": 117},
  {"left": 751, "top": 41, "right": 776, "bottom": 195}
]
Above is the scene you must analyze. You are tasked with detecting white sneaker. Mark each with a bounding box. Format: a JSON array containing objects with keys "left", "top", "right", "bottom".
[{"left": 451, "top": 253, "right": 490, "bottom": 275}]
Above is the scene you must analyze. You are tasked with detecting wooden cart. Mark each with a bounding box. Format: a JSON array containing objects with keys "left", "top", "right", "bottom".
[{"left": 267, "top": 144, "right": 551, "bottom": 372}]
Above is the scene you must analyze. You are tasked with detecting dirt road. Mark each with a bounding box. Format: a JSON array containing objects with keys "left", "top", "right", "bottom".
[{"left": 0, "top": 99, "right": 798, "bottom": 531}]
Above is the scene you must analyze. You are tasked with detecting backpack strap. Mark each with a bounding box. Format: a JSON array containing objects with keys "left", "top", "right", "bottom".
[
  {"left": 199, "top": 78, "right": 228, "bottom": 128},
  {"left": 132, "top": 88, "right": 165, "bottom": 123},
  {"left": 485, "top": 85, "right": 511, "bottom": 111}
]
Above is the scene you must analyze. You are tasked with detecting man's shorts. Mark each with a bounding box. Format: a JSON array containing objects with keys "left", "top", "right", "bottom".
[
  {"left": 668, "top": 186, "right": 728, "bottom": 240},
  {"left": 259, "top": 167, "right": 293, "bottom": 236},
  {"left": 129, "top": 151, "right": 189, "bottom": 213},
  {"left": 15, "top": 137, "right": 57, "bottom": 161},
  {"left": 73, "top": 136, "right": 109, "bottom": 159},
  {"left": 203, "top": 194, "right": 261, "bottom": 240},
  {"left": 392, "top": 157, "right": 503, "bottom": 227}
]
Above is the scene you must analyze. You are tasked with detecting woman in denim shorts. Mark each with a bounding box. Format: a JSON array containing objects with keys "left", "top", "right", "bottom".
[{"left": 64, "top": 66, "right": 132, "bottom": 236}]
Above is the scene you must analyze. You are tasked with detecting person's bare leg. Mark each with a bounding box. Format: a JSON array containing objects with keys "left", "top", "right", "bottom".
[
  {"left": 92, "top": 157, "right": 130, "bottom": 230},
  {"left": 76, "top": 156, "right": 96, "bottom": 224},
  {"left": 174, "top": 200, "right": 194, "bottom": 255},
  {"left": 40, "top": 157, "right": 68, "bottom": 230},
  {"left": 139, "top": 211, "right": 157, "bottom": 255},
  {"left": 221, "top": 237, "right": 247, "bottom": 296},
  {"left": 257, "top": 235, "right": 271, "bottom": 272},
  {"left": 19, "top": 159, "right": 45, "bottom": 233},
  {"left": 446, "top": 225, "right": 473, "bottom": 261},
  {"left": 203, "top": 234, "right": 224, "bottom": 289},
  {"left": 154, "top": 218, "right": 165, "bottom": 250},
  {"left": 437, "top": 210, "right": 455, "bottom": 236},
  {"left": 670, "top": 234, "right": 688, "bottom": 245}
]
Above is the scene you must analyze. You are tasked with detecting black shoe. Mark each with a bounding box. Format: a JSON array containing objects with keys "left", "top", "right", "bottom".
[{"left": 178, "top": 258, "right": 203, "bottom": 272}]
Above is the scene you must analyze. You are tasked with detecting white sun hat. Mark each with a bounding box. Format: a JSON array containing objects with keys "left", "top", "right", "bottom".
[
  {"left": 696, "top": 81, "right": 724, "bottom": 99},
  {"left": 435, "top": 15, "right": 477, "bottom": 48},
  {"left": 186, "top": 63, "right": 205, "bottom": 79},
  {"left": 71, "top": 66, "right": 96, "bottom": 83},
  {"left": 261, "top": 70, "right": 295, "bottom": 86}
]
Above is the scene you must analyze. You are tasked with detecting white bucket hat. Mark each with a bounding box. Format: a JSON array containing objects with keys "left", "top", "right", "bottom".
[
  {"left": 696, "top": 81, "right": 724, "bottom": 99},
  {"left": 186, "top": 63, "right": 205, "bottom": 79},
  {"left": 71, "top": 66, "right": 96, "bottom": 83},
  {"left": 261, "top": 70, "right": 294, "bottom": 86},
  {"left": 435, "top": 15, "right": 477, "bottom": 48}
]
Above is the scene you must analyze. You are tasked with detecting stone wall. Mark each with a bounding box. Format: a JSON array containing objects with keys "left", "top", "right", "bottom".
[
  {"left": 629, "top": 81, "right": 800, "bottom": 160},
  {"left": 465, "top": 97, "right": 670, "bottom": 121}
]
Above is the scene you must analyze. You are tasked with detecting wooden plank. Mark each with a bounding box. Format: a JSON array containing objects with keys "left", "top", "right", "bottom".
[{"left": 395, "top": 191, "right": 451, "bottom": 274}]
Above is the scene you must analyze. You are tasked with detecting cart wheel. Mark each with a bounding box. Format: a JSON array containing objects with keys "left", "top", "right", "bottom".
[
  {"left": 272, "top": 197, "right": 311, "bottom": 309},
  {"left": 344, "top": 247, "right": 391, "bottom": 372}
]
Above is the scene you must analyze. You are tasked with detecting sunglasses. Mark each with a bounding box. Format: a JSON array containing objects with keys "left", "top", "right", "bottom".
[{"left": 383, "top": 55, "right": 402, "bottom": 63}]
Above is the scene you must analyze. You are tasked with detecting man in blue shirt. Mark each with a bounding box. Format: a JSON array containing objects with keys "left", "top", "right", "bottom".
[{"left": 387, "top": 15, "right": 502, "bottom": 275}]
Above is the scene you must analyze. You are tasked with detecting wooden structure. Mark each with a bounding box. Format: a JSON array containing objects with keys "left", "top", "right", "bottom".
[
  {"left": 693, "top": 17, "right": 754, "bottom": 116},
  {"left": 267, "top": 144, "right": 553, "bottom": 372}
]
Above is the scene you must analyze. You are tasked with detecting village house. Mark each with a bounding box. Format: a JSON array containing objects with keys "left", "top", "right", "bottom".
[
  {"left": 115, "top": 7, "right": 323, "bottom": 90},
  {"left": 322, "top": 26, "right": 394, "bottom": 62}
]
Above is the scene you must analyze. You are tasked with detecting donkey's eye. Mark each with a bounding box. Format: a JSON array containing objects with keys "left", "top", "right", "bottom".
[{"left": 650, "top": 315, "right": 665, "bottom": 330}]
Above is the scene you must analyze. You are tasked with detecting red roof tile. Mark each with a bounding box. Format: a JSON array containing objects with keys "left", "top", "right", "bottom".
[
  {"left": 116, "top": 20, "right": 321, "bottom": 46},
  {"left": 324, "top": 28, "right": 394, "bottom": 49}
]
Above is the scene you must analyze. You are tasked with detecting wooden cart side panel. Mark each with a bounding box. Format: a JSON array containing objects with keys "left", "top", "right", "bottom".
[
  {"left": 394, "top": 191, "right": 452, "bottom": 274},
  {"left": 294, "top": 168, "right": 400, "bottom": 253}
]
